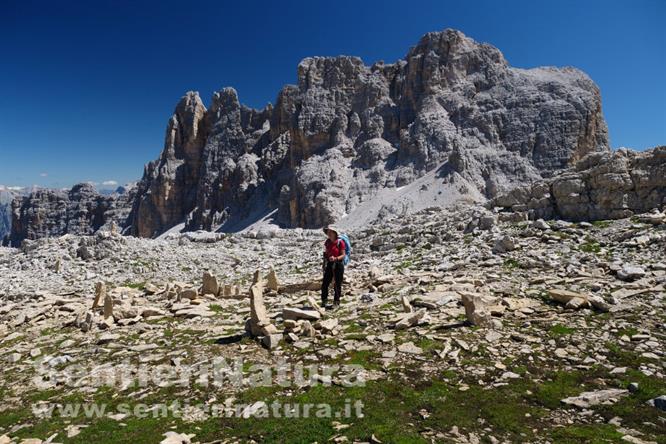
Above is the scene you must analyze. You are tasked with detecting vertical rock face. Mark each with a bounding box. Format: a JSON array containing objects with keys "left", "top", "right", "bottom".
[
  {"left": 6, "top": 184, "right": 134, "bottom": 246},
  {"left": 491, "top": 146, "right": 666, "bottom": 221},
  {"left": 129, "top": 92, "right": 208, "bottom": 237},
  {"left": 0, "top": 190, "right": 12, "bottom": 240},
  {"left": 127, "top": 29, "right": 609, "bottom": 237}
]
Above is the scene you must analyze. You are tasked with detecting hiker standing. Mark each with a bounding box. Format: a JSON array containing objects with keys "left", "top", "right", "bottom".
[{"left": 321, "top": 226, "right": 346, "bottom": 308}]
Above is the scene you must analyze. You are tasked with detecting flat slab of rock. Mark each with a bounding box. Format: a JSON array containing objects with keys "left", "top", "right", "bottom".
[
  {"left": 282, "top": 307, "right": 321, "bottom": 321},
  {"left": 160, "top": 431, "right": 194, "bottom": 444},
  {"left": 316, "top": 318, "right": 339, "bottom": 333},
  {"left": 561, "top": 389, "right": 628, "bottom": 408},
  {"left": 377, "top": 333, "right": 395, "bottom": 343},
  {"left": 97, "top": 333, "right": 120, "bottom": 345},
  {"left": 398, "top": 341, "right": 423, "bottom": 354},
  {"left": 548, "top": 289, "right": 609, "bottom": 311},
  {"left": 173, "top": 306, "right": 215, "bottom": 318},
  {"left": 616, "top": 265, "right": 646, "bottom": 281},
  {"left": 394, "top": 308, "right": 427, "bottom": 330}
]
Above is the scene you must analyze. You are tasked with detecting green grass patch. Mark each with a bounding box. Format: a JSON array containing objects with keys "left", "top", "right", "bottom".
[
  {"left": 343, "top": 333, "right": 367, "bottom": 341},
  {"left": 548, "top": 324, "right": 576, "bottom": 337},
  {"left": 504, "top": 258, "right": 521, "bottom": 269},
  {"left": 343, "top": 323, "right": 365, "bottom": 334},
  {"left": 578, "top": 236, "right": 601, "bottom": 254},
  {"left": 415, "top": 337, "right": 441, "bottom": 354},
  {"left": 615, "top": 327, "right": 639, "bottom": 337},
  {"left": 123, "top": 282, "right": 146, "bottom": 290},
  {"left": 209, "top": 304, "right": 224, "bottom": 313},
  {"left": 396, "top": 260, "right": 413, "bottom": 271},
  {"left": 595, "top": 369, "right": 666, "bottom": 443},
  {"left": 591, "top": 220, "right": 612, "bottom": 229},
  {"left": 530, "top": 371, "right": 593, "bottom": 409},
  {"left": 341, "top": 349, "right": 381, "bottom": 370},
  {"left": 605, "top": 342, "right": 650, "bottom": 367},
  {"left": 548, "top": 424, "right": 623, "bottom": 443}
]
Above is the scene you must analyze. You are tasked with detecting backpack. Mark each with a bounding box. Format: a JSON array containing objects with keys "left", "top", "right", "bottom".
[{"left": 338, "top": 234, "right": 352, "bottom": 265}]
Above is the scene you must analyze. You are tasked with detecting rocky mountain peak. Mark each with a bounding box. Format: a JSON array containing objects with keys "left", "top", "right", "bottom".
[
  {"left": 8, "top": 29, "right": 625, "bottom": 242},
  {"left": 405, "top": 28, "right": 508, "bottom": 92},
  {"left": 164, "top": 91, "right": 207, "bottom": 161},
  {"left": 120, "top": 28, "right": 613, "bottom": 235}
]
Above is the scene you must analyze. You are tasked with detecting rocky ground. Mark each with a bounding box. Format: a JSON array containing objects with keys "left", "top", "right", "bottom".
[{"left": 0, "top": 205, "right": 665, "bottom": 443}]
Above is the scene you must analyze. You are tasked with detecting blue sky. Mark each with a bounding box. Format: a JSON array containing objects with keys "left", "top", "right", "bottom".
[{"left": 0, "top": 0, "right": 664, "bottom": 189}]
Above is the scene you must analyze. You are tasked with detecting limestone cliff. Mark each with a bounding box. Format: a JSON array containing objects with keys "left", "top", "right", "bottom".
[
  {"left": 5, "top": 184, "right": 134, "bottom": 246},
  {"left": 0, "top": 190, "right": 12, "bottom": 240},
  {"left": 128, "top": 29, "right": 609, "bottom": 237},
  {"left": 491, "top": 146, "right": 666, "bottom": 221},
  {"left": 8, "top": 29, "right": 615, "bottom": 242}
]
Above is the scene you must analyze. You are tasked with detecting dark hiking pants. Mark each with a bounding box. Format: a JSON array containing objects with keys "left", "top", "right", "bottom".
[{"left": 322, "top": 260, "right": 344, "bottom": 306}]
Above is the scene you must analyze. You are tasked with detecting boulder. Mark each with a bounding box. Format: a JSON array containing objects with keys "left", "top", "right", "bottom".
[
  {"left": 79, "top": 310, "right": 94, "bottom": 332},
  {"left": 247, "top": 284, "right": 277, "bottom": 337},
  {"left": 261, "top": 334, "right": 282, "bottom": 349},
  {"left": 478, "top": 214, "right": 496, "bottom": 230},
  {"left": 637, "top": 210, "right": 666, "bottom": 225},
  {"left": 532, "top": 219, "right": 550, "bottom": 230},
  {"left": 652, "top": 395, "right": 666, "bottom": 411},
  {"left": 160, "top": 431, "right": 194, "bottom": 444},
  {"left": 401, "top": 296, "right": 413, "bottom": 313},
  {"left": 301, "top": 320, "right": 316, "bottom": 338},
  {"left": 316, "top": 318, "right": 339, "bottom": 333},
  {"left": 398, "top": 341, "right": 423, "bottom": 354},
  {"left": 179, "top": 288, "right": 198, "bottom": 300},
  {"left": 252, "top": 269, "right": 262, "bottom": 286},
  {"left": 307, "top": 296, "right": 325, "bottom": 315},
  {"left": 92, "top": 282, "right": 106, "bottom": 309},
  {"left": 97, "top": 333, "right": 120, "bottom": 345},
  {"left": 266, "top": 267, "right": 280, "bottom": 291},
  {"left": 144, "top": 283, "right": 159, "bottom": 295},
  {"left": 493, "top": 236, "right": 517, "bottom": 253},
  {"left": 616, "top": 265, "right": 646, "bottom": 282},
  {"left": 394, "top": 308, "right": 427, "bottom": 330},
  {"left": 103, "top": 294, "right": 113, "bottom": 319},
  {"left": 460, "top": 292, "right": 499, "bottom": 326},
  {"left": 202, "top": 271, "right": 219, "bottom": 296}
]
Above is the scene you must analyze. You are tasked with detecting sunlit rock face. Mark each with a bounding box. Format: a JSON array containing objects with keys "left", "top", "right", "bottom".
[
  {"left": 6, "top": 184, "right": 134, "bottom": 246},
  {"left": 492, "top": 146, "right": 666, "bottom": 221},
  {"left": 11, "top": 29, "right": 609, "bottom": 241},
  {"left": 128, "top": 29, "right": 608, "bottom": 236}
]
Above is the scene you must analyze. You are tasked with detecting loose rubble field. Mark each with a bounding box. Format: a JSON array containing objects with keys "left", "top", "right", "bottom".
[{"left": 0, "top": 205, "right": 665, "bottom": 443}]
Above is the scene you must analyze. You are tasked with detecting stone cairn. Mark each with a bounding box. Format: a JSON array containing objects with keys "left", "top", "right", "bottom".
[{"left": 245, "top": 270, "right": 281, "bottom": 349}]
